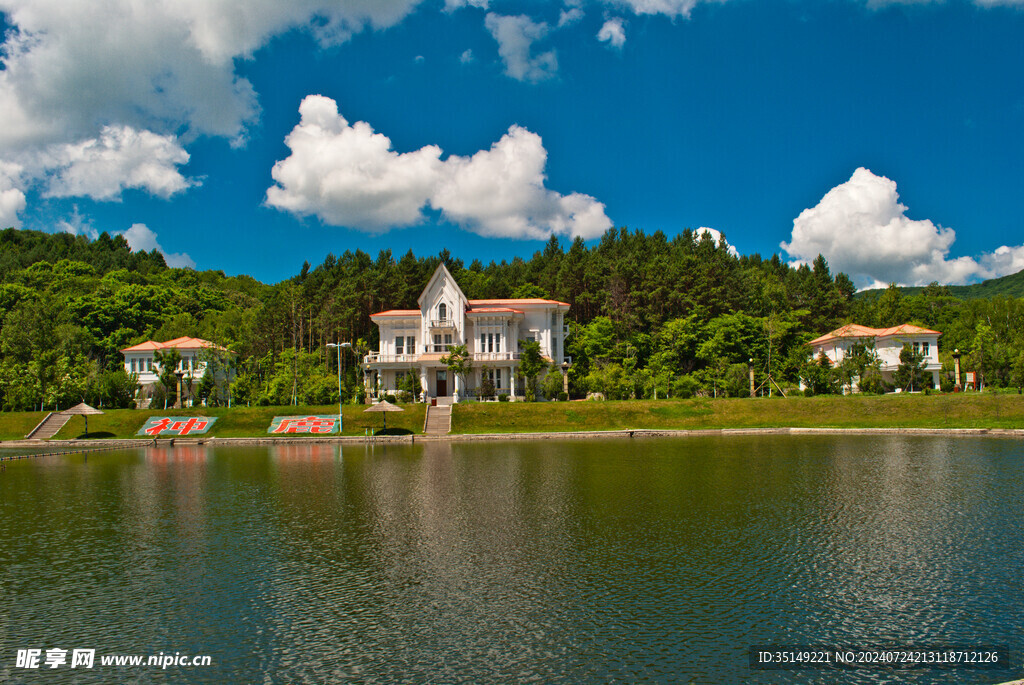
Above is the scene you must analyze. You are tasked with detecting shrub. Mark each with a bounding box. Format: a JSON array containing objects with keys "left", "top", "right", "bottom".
[
  {"left": 672, "top": 375, "right": 699, "bottom": 399},
  {"left": 498, "top": 393, "right": 509, "bottom": 403},
  {"left": 557, "top": 391, "right": 568, "bottom": 402},
  {"left": 384, "top": 394, "right": 398, "bottom": 404},
  {"left": 480, "top": 377, "right": 496, "bottom": 399},
  {"left": 396, "top": 390, "right": 412, "bottom": 404}
]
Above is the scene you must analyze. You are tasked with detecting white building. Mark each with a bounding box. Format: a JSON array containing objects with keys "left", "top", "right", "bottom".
[
  {"left": 121, "top": 336, "right": 231, "bottom": 403},
  {"left": 808, "top": 323, "right": 942, "bottom": 390},
  {"left": 365, "top": 264, "right": 570, "bottom": 401}
]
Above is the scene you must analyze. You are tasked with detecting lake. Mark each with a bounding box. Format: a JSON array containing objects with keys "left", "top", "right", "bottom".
[{"left": 1, "top": 436, "right": 1022, "bottom": 683}]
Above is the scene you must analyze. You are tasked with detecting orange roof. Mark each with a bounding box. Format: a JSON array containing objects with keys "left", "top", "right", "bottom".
[
  {"left": 809, "top": 323, "right": 941, "bottom": 346},
  {"left": 469, "top": 298, "right": 570, "bottom": 307},
  {"left": 121, "top": 336, "right": 227, "bottom": 353},
  {"left": 467, "top": 307, "right": 524, "bottom": 314},
  {"left": 370, "top": 309, "right": 420, "bottom": 318}
]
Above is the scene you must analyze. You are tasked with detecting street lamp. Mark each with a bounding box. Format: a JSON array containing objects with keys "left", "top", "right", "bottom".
[{"left": 326, "top": 342, "right": 351, "bottom": 432}]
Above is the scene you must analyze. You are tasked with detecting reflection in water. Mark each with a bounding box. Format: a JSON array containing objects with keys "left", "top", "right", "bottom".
[{"left": 0, "top": 436, "right": 1022, "bottom": 684}]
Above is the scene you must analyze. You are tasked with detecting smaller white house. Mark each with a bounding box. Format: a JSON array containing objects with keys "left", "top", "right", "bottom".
[
  {"left": 808, "top": 323, "right": 942, "bottom": 390},
  {"left": 121, "top": 336, "right": 231, "bottom": 404}
]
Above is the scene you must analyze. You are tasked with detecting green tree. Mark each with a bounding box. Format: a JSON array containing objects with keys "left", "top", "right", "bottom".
[
  {"left": 516, "top": 339, "right": 545, "bottom": 401},
  {"left": 800, "top": 353, "right": 838, "bottom": 396},
  {"left": 439, "top": 344, "right": 472, "bottom": 399},
  {"left": 152, "top": 348, "right": 182, "bottom": 409},
  {"left": 541, "top": 362, "right": 565, "bottom": 399},
  {"left": 893, "top": 344, "right": 928, "bottom": 392}
]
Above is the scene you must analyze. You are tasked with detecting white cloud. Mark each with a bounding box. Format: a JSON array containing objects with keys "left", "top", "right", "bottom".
[
  {"left": 781, "top": 168, "right": 1024, "bottom": 288},
  {"left": 56, "top": 206, "right": 99, "bottom": 239},
  {"left": 558, "top": 8, "right": 586, "bottom": 26},
  {"left": 484, "top": 13, "right": 558, "bottom": 83},
  {"left": 116, "top": 223, "right": 196, "bottom": 269},
  {"left": 0, "top": 161, "right": 27, "bottom": 228},
  {"left": 39, "top": 126, "right": 194, "bottom": 201},
  {"left": 266, "top": 95, "right": 612, "bottom": 240},
  {"left": 597, "top": 18, "right": 627, "bottom": 47},
  {"left": 266, "top": 95, "right": 443, "bottom": 230},
  {"left": 445, "top": 0, "right": 489, "bottom": 9},
  {"left": 460, "top": 49, "right": 475, "bottom": 64},
  {"left": 608, "top": 0, "right": 705, "bottom": 18},
  {"left": 433, "top": 125, "right": 612, "bottom": 239},
  {"left": 695, "top": 227, "right": 739, "bottom": 256},
  {"left": 0, "top": 0, "right": 425, "bottom": 215}
]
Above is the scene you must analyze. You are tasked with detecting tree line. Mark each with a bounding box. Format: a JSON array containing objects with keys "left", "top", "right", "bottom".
[{"left": 1, "top": 226, "right": 1022, "bottom": 411}]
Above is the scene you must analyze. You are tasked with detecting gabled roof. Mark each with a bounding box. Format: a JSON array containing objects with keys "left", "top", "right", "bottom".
[
  {"left": 370, "top": 309, "right": 421, "bottom": 318},
  {"left": 809, "top": 323, "right": 942, "bottom": 346},
  {"left": 417, "top": 263, "right": 467, "bottom": 309},
  {"left": 121, "top": 336, "right": 228, "bottom": 353},
  {"left": 468, "top": 298, "right": 570, "bottom": 308}
]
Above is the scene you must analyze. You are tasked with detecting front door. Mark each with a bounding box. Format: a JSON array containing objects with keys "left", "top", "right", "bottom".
[{"left": 436, "top": 370, "right": 448, "bottom": 396}]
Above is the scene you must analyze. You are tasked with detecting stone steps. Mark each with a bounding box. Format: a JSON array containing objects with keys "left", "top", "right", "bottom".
[
  {"left": 25, "top": 412, "right": 72, "bottom": 440},
  {"left": 424, "top": 404, "right": 451, "bottom": 436}
]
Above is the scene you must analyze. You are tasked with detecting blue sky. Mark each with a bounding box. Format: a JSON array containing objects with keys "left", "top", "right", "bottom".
[{"left": 0, "top": 0, "right": 1022, "bottom": 288}]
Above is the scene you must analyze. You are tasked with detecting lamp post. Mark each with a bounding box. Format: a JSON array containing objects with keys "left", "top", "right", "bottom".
[
  {"left": 327, "top": 342, "right": 352, "bottom": 431},
  {"left": 953, "top": 348, "right": 961, "bottom": 392},
  {"left": 174, "top": 370, "right": 184, "bottom": 409}
]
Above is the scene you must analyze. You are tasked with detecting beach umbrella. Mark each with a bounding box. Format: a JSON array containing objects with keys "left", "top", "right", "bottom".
[
  {"left": 363, "top": 400, "right": 403, "bottom": 431},
  {"left": 61, "top": 402, "right": 104, "bottom": 438}
]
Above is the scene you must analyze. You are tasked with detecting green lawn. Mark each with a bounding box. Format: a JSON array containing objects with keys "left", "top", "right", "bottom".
[
  {"left": 450, "top": 393, "right": 1024, "bottom": 434},
  {"left": 2, "top": 393, "right": 1023, "bottom": 441}
]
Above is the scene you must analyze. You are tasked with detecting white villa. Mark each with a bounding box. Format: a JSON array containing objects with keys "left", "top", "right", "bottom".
[
  {"left": 808, "top": 323, "right": 942, "bottom": 390},
  {"left": 365, "top": 264, "right": 570, "bottom": 401},
  {"left": 121, "top": 336, "right": 231, "bottom": 403}
]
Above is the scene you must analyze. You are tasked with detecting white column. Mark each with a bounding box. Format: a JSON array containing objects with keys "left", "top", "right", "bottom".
[{"left": 420, "top": 365, "right": 429, "bottom": 401}]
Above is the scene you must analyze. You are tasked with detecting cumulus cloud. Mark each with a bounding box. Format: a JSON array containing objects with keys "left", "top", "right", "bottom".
[
  {"left": 558, "top": 8, "right": 586, "bottom": 26},
  {"left": 433, "top": 125, "right": 612, "bottom": 239},
  {"left": 266, "top": 95, "right": 612, "bottom": 240},
  {"left": 597, "top": 18, "right": 627, "bottom": 48},
  {"left": 39, "top": 126, "right": 194, "bottom": 201},
  {"left": 781, "top": 168, "right": 1024, "bottom": 288},
  {"left": 0, "top": 162, "right": 27, "bottom": 228},
  {"left": 0, "top": 0, "right": 426, "bottom": 153},
  {"left": 484, "top": 13, "right": 558, "bottom": 82},
  {"left": 695, "top": 227, "right": 739, "bottom": 256},
  {"left": 116, "top": 223, "right": 196, "bottom": 269},
  {"left": 608, "top": 0, "right": 704, "bottom": 18},
  {"left": 266, "top": 96, "right": 443, "bottom": 229}
]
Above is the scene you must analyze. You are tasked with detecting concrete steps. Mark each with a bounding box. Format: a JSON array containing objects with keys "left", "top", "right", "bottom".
[
  {"left": 424, "top": 404, "right": 451, "bottom": 436},
  {"left": 25, "top": 412, "right": 72, "bottom": 440}
]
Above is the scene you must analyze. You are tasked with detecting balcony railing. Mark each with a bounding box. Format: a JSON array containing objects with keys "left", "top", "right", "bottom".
[
  {"left": 473, "top": 352, "right": 519, "bottom": 362},
  {"left": 429, "top": 319, "right": 455, "bottom": 329},
  {"left": 562, "top": 324, "right": 571, "bottom": 337},
  {"left": 364, "top": 353, "right": 419, "bottom": 364}
]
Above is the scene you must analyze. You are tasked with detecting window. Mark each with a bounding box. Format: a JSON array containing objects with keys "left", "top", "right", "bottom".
[
  {"left": 551, "top": 312, "right": 558, "bottom": 327},
  {"left": 913, "top": 342, "right": 920, "bottom": 355},
  {"left": 407, "top": 336, "right": 416, "bottom": 353},
  {"left": 488, "top": 333, "right": 494, "bottom": 353},
  {"left": 486, "top": 368, "right": 503, "bottom": 389},
  {"left": 395, "top": 336, "right": 404, "bottom": 355},
  {"left": 480, "top": 333, "right": 486, "bottom": 352},
  {"left": 438, "top": 302, "right": 447, "bottom": 321},
  {"left": 433, "top": 334, "right": 442, "bottom": 352},
  {"left": 922, "top": 342, "right": 930, "bottom": 357},
  {"left": 444, "top": 333, "right": 452, "bottom": 346}
]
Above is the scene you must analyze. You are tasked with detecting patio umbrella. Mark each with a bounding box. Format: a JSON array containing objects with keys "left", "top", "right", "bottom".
[
  {"left": 61, "top": 402, "right": 104, "bottom": 438},
  {"left": 363, "top": 400, "right": 403, "bottom": 431}
]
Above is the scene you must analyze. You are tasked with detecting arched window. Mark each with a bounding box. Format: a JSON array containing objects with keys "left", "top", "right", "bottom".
[{"left": 438, "top": 302, "right": 447, "bottom": 321}]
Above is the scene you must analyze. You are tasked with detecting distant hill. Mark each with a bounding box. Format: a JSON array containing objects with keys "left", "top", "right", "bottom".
[{"left": 858, "top": 268, "right": 1024, "bottom": 300}]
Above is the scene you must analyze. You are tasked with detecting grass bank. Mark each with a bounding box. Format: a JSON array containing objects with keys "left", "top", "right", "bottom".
[
  {"left": 450, "top": 393, "right": 1024, "bottom": 434},
  {"left": 0, "top": 404, "right": 426, "bottom": 441},
  {"left": 2, "top": 393, "right": 1022, "bottom": 441}
]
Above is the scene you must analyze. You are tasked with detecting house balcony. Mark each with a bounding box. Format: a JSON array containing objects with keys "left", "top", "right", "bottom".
[
  {"left": 562, "top": 324, "right": 571, "bottom": 338},
  {"left": 364, "top": 353, "right": 420, "bottom": 365},
  {"left": 473, "top": 352, "right": 520, "bottom": 362},
  {"left": 429, "top": 319, "right": 456, "bottom": 329}
]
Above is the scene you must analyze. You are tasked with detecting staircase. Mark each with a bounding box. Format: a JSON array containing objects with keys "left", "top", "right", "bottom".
[
  {"left": 423, "top": 402, "right": 451, "bottom": 436},
  {"left": 25, "top": 412, "right": 72, "bottom": 440}
]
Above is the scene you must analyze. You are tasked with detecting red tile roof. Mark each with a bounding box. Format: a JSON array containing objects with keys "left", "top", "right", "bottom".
[
  {"left": 370, "top": 309, "right": 421, "bottom": 318},
  {"left": 809, "top": 323, "right": 942, "bottom": 346},
  {"left": 121, "top": 336, "right": 227, "bottom": 353},
  {"left": 469, "top": 298, "right": 570, "bottom": 307}
]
